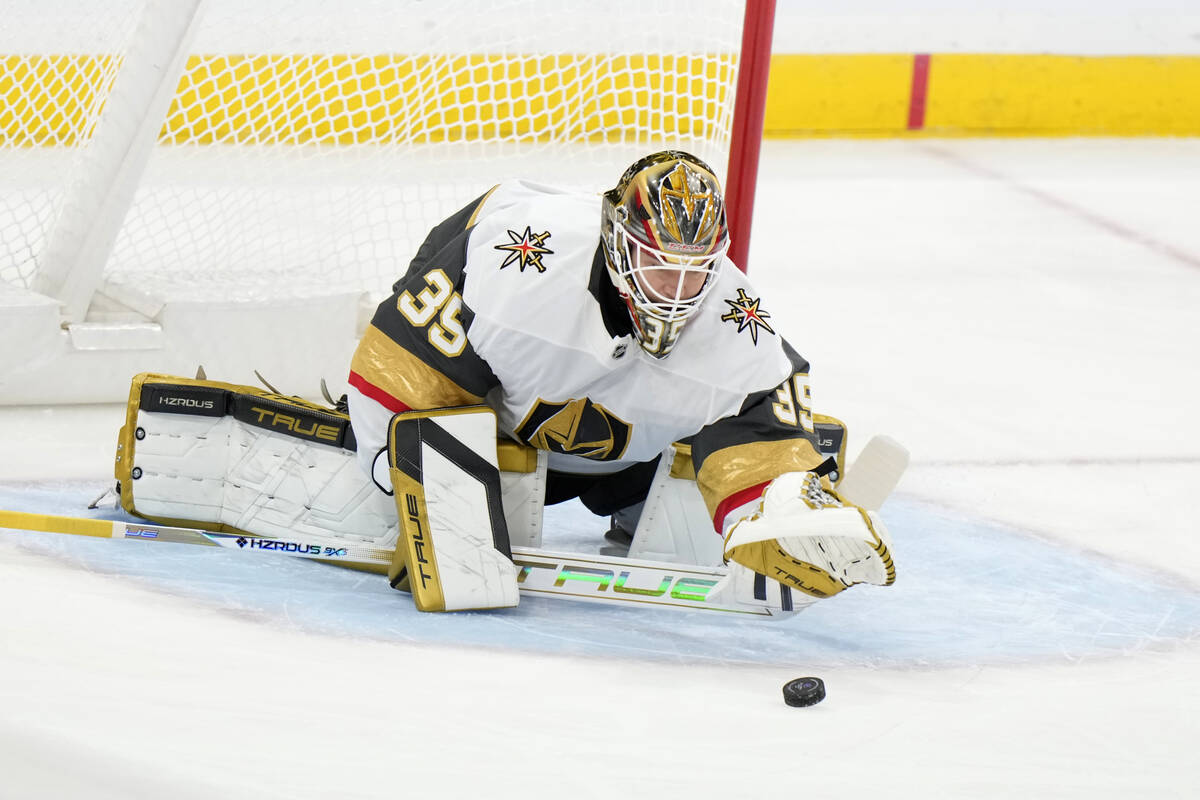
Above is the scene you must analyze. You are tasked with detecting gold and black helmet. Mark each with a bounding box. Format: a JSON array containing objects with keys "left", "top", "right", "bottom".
[{"left": 602, "top": 151, "right": 729, "bottom": 359}]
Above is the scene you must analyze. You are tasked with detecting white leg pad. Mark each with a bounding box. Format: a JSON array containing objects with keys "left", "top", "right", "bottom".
[
  {"left": 126, "top": 408, "right": 398, "bottom": 546},
  {"left": 627, "top": 444, "right": 723, "bottom": 566},
  {"left": 498, "top": 447, "right": 548, "bottom": 548}
]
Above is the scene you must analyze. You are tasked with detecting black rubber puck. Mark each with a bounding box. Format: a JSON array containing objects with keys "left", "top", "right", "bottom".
[{"left": 782, "top": 677, "right": 826, "bottom": 707}]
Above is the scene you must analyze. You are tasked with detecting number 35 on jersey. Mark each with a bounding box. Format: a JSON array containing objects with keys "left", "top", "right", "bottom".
[
  {"left": 397, "top": 268, "right": 468, "bottom": 357},
  {"left": 772, "top": 372, "right": 814, "bottom": 433}
]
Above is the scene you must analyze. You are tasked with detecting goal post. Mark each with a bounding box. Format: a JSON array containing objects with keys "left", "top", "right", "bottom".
[
  {"left": 727, "top": 0, "right": 777, "bottom": 274},
  {"left": 0, "top": 0, "right": 775, "bottom": 405},
  {"left": 32, "top": 0, "right": 207, "bottom": 324}
]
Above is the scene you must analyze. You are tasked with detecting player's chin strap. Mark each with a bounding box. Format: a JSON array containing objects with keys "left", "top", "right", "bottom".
[{"left": 386, "top": 406, "right": 519, "bottom": 612}]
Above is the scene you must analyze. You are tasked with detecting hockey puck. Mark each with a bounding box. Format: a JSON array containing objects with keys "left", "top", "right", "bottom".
[{"left": 782, "top": 677, "right": 826, "bottom": 707}]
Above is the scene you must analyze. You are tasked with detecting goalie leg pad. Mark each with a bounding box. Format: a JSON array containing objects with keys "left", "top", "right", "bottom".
[
  {"left": 116, "top": 373, "right": 397, "bottom": 555},
  {"left": 387, "top": 407, "right": 518, "bottom": 612},
  {"left": 624, "top": 444, "right": 723, "bottom": 566},
  {"left": 497, "top": 441, "right": 547, "bottom": 549}
]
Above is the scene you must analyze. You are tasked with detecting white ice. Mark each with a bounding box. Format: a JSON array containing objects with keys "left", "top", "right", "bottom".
[{"left": 2, "top": 137, "right": 1200, "bottom": 798}]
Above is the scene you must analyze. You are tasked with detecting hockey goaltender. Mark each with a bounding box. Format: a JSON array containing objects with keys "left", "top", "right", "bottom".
[{"left": 115, "top": 151, "right": 898, "bottom": 615}]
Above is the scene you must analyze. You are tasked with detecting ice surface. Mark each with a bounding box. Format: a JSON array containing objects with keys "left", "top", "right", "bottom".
[
  {"left": 2, "top": 138, "right": 1200, "bottom": 797},
  {"left": 4, "top": 483, "right": 1197, "bottom": 669}
]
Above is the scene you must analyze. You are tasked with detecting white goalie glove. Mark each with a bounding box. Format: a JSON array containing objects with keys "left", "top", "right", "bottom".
[{"left": 723, "top": 471, "right": 896, "bottom": 601}]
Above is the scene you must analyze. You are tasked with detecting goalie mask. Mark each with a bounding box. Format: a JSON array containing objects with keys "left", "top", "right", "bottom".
[{"left": 601, "top": 150, "right": 729, "bottom": 359}]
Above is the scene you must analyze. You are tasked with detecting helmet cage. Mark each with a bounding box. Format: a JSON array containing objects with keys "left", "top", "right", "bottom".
[{"left": 608, "top": 220, "right": 724, "bottom": 325}]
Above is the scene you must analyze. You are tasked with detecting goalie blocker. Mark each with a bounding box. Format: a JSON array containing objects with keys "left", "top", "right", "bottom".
[{"left": 386, "top": 407, "right": 519, "bottom": 611}]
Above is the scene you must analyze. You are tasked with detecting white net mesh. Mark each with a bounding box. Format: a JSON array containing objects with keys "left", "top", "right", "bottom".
[
  {"left": 0, "top": 0, "right": 143, "bottom": 290},
  {"left": 1, "top": 0, "right": 744, "bottom": 310}
]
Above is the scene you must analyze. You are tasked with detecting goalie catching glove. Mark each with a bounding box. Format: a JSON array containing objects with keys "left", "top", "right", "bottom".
[{"left": 722, "top": 471, "right": 896, "bottom": 600}]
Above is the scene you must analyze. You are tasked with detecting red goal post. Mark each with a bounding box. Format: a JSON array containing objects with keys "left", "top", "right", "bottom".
[{"left": 727, "top": 0, "right": 777, "bottom": 274}]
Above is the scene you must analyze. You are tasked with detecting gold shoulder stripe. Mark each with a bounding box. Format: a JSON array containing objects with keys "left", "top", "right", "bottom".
[
  {"left": 350, "top": 325, "right": 484, "bottom": 410},
  {"left": 466, "top": 185, "right": 501, "bottom": 228},
  {"left": 695, "top": 437, "right": 824, "bottom": 519}
]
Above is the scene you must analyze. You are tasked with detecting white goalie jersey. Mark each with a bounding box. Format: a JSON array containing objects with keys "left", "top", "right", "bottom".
[
  {"left": 105, "top": 176, "right": 899, "bottom": 616},
  {"left": 347, "top": 180, "right": 829, "bottom": 531}
]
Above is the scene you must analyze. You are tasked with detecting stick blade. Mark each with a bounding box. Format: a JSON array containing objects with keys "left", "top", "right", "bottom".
[{"left": 837, "top": 435, "right": 910, "bottom": 511}]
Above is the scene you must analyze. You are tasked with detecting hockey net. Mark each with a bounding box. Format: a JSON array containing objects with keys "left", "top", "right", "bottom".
[{"left": 0, "top": 0, "right": 766, "bottom": 402}]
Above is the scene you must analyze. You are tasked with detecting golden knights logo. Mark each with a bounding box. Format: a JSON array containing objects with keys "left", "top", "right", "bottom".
[
  {"left": 515, "top": 398, "right": 632, "bottom": 461},
  {"left": 495, "top": 227, "right": 553, "bottom": 273},
  {"left": 657, "top": 163, "right": 720, "bottom": 249},
  {"left": 720, "top": 288, "right": 775, "bottom": 345}
]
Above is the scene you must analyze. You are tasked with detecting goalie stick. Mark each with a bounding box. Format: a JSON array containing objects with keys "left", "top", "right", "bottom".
[
  {"left": 0, "top": 436, "right": 909, "bottom": 618},
  {"left": 0, "top": 510, "right": 781, "bottom": 616}
]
